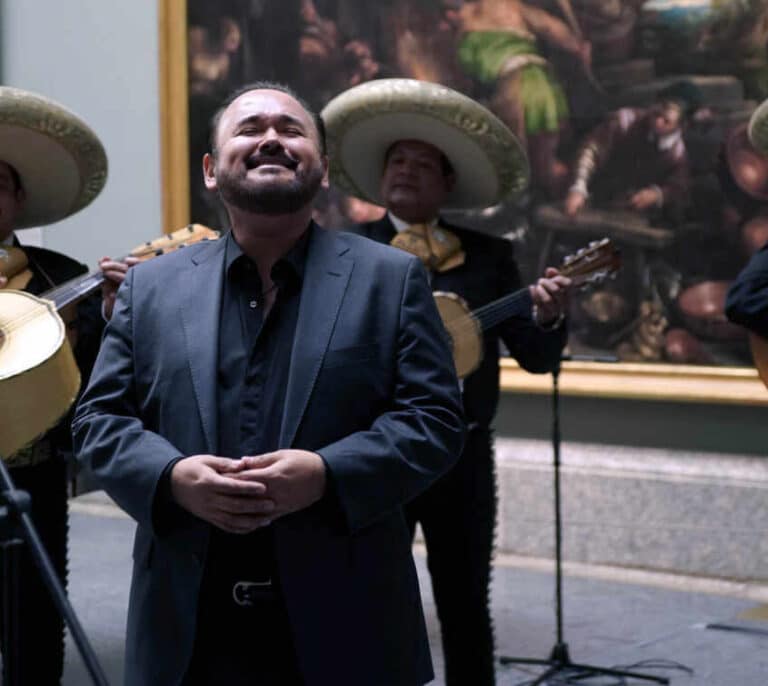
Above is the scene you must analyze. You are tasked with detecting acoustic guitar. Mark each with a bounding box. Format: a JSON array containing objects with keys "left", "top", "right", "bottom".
[
  {"left": 435, "top": 238, "right": 621, "bottom": 378},
  {"left": 0, "top": 224, "right": 219, "bottom": 458}
]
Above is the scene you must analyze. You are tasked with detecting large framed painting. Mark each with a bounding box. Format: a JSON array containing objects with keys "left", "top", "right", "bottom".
[{"left": 159, "top": 0, "right": 768, "bottom": 404}]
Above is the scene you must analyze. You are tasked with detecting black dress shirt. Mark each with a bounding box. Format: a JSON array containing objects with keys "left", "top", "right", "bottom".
[{"left": 205, "top": 227, "right": 309, "bottom": 583}]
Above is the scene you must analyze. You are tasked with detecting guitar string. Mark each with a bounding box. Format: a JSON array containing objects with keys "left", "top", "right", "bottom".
[{"left": 442, "top": 260, "right": 614, "bottom": 338}]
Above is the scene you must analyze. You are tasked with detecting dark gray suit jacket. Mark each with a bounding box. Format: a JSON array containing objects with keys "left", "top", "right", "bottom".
[{"left": 72, "top": 225, "right": 464, "bottom": 686}]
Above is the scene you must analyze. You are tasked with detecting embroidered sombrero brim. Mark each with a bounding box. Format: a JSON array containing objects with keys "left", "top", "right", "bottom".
[
  {"left": 748, "top": 98, "right": 768, "bottom": 155},
  {"left": 321, "top": 79, "right": 528, "bottom": 210},
  {"left": 0, "top": 87, "right": 107, "bottom": 228}
]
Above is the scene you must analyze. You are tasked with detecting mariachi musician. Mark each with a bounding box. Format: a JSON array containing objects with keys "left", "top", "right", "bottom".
[
  {"left": 322, "top": 79, "right": 573, "bottom": 686},
  {"left": 0, "top": 86, "right": 112, "bottom": 684}
]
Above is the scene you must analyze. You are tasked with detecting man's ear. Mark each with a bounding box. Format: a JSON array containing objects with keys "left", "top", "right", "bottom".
[{"left": 202, "top": 153, "right": 217, "bottom": 191}]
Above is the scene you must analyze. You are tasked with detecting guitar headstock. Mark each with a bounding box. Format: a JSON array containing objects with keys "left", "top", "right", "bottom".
[
  {"left": 558, "top": 238, "right": 621, "bottom": 288},
  {"left": 129, "top": 224, "right": 221, "bottom": 261}
]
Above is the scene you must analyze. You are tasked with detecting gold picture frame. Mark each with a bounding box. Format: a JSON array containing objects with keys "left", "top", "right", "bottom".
[{"left": 158, "top": 0, "right": 767, "bottom": 405}]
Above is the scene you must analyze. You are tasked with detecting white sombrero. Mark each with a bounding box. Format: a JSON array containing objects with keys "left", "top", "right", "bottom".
[
  {"left": 321, "top": 79, "right": 528, "bottom": 210},
  {"left": 0, "top": 86, "right": 107, "bottom": 228}
]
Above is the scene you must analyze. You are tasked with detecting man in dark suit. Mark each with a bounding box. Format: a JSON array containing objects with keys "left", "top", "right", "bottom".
[
  {"left": 73, "top": 82, "right": 464, "bottom": 686},
  {"left": 322, "top": 79, "right": 571, "bottom": 686},
  {"left": 0, "top": 86, "right": 109, "bottom": 684}
]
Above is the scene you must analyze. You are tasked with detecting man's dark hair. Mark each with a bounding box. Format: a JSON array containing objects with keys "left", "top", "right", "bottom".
[
  {"left": 208, "top": 81, "right": 327, "bottom": 157},
  {"left": 384, "top": 141, "right": 455, "bottom": 178}
]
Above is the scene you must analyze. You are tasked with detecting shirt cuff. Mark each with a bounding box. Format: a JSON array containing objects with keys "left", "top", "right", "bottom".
[{"left": 151, "top": 455, "right": 186, "bottom": 535}]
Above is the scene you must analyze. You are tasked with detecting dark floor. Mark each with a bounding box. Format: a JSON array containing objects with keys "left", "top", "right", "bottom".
[{"left": 61, "top": 497, "right": 768, "bottom": 686}]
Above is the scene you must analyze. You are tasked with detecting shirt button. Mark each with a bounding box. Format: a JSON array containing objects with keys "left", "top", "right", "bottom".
[{"left": 249, "top": 300, "right": 258, "bottom": 309}]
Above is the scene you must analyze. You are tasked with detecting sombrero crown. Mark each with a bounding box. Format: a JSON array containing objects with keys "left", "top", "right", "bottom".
[
  {"left": 0, "top": 86, "right": 107, "bottom": 228},
  {"left": 321, "top": 79, "right": 528, "bottom": 210}
]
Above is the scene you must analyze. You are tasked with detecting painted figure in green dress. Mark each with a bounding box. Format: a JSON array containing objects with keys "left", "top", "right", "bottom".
[{"left": 456, "top": 0, "right": 592, "bottom": 198}]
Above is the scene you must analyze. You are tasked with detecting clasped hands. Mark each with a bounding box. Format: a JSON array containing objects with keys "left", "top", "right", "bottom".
[{"left": 170, "top": 450, "right": 327, "bottom": 534}]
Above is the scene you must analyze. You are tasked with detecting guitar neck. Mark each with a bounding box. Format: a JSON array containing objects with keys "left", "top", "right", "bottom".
[
  {"left": 45, "top": 269, "right": 106, "bottom": 311},
  {"left": 472, "top": 287, "right": 531, "bottom": 332}
]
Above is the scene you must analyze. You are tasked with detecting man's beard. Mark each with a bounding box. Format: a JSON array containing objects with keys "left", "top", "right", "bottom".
[{"left": 215, "top": 161, "right": 324, "bottom": 216}]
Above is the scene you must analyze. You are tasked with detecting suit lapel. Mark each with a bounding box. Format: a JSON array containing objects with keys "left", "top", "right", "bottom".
[
  {"left": 280, "top": 227, "right": 353, "bottom": 447},
  {"left": 179, "top": 239, "right": 226, "bottom": 454}
]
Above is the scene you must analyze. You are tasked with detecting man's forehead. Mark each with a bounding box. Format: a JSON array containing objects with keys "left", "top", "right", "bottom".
[{"left": 225, "top": 89, "right": 311, "bottom": 125}]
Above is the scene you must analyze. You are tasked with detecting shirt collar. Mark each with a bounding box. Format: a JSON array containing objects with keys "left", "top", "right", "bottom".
[
  {"left": 388, "top": 211, "right": 438, "bottom": 233},
  {"left": 225, "top": 223, "right": 312, "bottom": 286}
]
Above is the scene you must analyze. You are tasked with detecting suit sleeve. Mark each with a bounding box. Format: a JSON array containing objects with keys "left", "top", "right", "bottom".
[
  {"left": 72, "top": 268, "right": 185, "bottom": 533},
  {"left": 316, "top": 258, "right": 466, "bottom": 533},
  {"left": 495, "top": 239, "right": 566, "bottom": 373},
  {"left": 726, "top": 243, "right": 768, "bottom": 338}
]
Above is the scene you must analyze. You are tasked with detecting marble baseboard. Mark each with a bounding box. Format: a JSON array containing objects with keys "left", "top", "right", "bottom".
[{"left": 495, "top": 438, "right": 768, "bottom": 582}]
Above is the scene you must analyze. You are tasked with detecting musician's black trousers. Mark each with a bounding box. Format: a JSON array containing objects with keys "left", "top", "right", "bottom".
[
  {"left": 405, "top": 427, "right": 497, "bottom": 686},
  {"left": 0, "top": 456, "right": 68, "bottom": 685}
]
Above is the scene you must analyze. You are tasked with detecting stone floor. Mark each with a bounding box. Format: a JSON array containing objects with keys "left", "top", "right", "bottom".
[{"left": 60, "top": 494, "right": 768, "bottom": 686}]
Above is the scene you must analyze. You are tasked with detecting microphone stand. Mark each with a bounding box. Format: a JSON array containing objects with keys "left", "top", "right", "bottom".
[
  {"left": 499, "top": 356, "right": 668, "bottom": 685},
  {"left": 0, "top": 455, "right": 109, "bottom": 686}
]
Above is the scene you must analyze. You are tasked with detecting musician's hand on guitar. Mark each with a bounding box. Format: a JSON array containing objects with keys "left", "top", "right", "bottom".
[
  {"left": 530, "top": 267, "right": 572, "bottom": 327},
  {"left": 100, "top": 256, "right": 140, "bottom": 320}
]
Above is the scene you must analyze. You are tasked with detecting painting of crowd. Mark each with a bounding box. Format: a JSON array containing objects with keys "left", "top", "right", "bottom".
[{"left": 187, "top": 0, "right": 768, "bottom": 368}]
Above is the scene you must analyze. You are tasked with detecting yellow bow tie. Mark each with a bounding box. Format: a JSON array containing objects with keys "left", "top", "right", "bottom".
[{"left": 390, "top": 224, "right": 465, "bottom": 273}]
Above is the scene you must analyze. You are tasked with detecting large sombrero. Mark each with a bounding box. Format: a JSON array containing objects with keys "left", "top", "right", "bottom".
[
  {"left": 0, "top": 87, "right": 107, "bottom": 228},
  {"left": 321, "top": 79, "right": 529, "bottom": 210}
]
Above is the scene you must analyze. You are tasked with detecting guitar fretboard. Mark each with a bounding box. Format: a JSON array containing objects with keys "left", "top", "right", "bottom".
[
  {"left": 474, "top": 288, "right": 531, "bottom": 331},
  {"left": 47, "top": 270, "right": 106, "bottom": 311}
]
